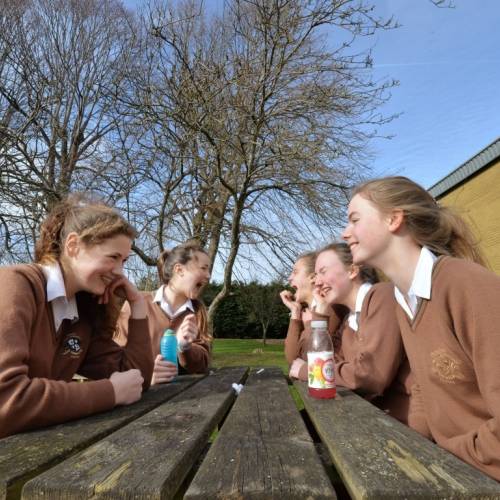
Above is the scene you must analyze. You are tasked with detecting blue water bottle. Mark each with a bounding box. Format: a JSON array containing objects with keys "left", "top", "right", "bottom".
[{"left": 160, "top": 329, "right": 178, "bottom": 373}]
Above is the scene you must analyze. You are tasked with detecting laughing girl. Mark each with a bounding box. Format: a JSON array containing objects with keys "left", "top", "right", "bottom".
[
  {"left": 281, "top": 252, "right": 345, "bottom": 381},
  {"left": 116, "top": 242, "right": 212, "bottom": 384},
  {"left": 313, "top": 242, "right": 411, "bottom": 423},
  {"left": 343, "top": 175, "right": 500, "bottom": 480},
  {"left": 0, "top": 195, "right": 153, "bottom": 438}
]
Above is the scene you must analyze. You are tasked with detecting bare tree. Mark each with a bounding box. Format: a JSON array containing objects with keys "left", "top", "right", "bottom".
[
  {"left": 124, "top": 0, "right": 396, "bottom": 331},
  {"left": 0, "top": 0, "right": 135, "bottom": 261}
]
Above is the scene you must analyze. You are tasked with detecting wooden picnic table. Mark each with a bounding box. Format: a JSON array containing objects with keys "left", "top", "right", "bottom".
[{"left": 1, "top": 366, "right": 500, "bottom": 499}]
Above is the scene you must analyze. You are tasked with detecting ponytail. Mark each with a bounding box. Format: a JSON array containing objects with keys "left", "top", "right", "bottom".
[
  {"left": 35, "top": 193, "right": 136, "bottom": 338},
  {"left": 353, "top": 176, "right": 487, "bottom": 266},
  {"left": 157, "top": 242, "right": 206, "bottom": 284},
  {"left": 35, "top": 193, "right": 136, "bottom": 264},
  {"left": 157, "top": 242, "right": 212, "bottom": 344}
]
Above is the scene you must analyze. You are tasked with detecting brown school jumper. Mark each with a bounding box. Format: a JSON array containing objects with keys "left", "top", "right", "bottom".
[
  {"left": 0, "top": 264, "right": 153, "bottom": 438},
  {"left": 397, "top": 256, "right": 500, "bottom": 481},
  {"left": 116, "top": 292, "right": 210, "bottom": 374},
  {"left": 331, "top": 282, "right": 411, "bottom": 423}
]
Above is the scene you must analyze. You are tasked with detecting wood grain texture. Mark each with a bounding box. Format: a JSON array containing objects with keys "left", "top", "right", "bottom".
[
  {"left": 185, "top": 367, "right": 337, "bottom": 500},
  {"left": 0, "top": 375, "right": 203, "bottom": 500},
  {"left": 295, "top": 383, "right": 500, "bottom": 500},
  {"left": 21, "top": 367, "right": 247, "bottom": 500}
]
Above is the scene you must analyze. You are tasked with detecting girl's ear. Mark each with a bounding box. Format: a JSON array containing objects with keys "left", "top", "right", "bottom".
[
  {"left": 173, "top": 262, "right": 184, "bottom": 277},
  {"left": 64, "top": 232, "right": 80, "bottom": 258},
  {"left": 388, "top": 209, "right": 404, "bottom": 233},
  {"left": 348, "top": 264, "right": 360, "bottom": 280}
]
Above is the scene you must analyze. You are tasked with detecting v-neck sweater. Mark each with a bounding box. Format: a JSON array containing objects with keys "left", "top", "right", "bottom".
[
  {"left": 0, "top": 264, "right": 153, "bottom": 438},
  {"left": 396, "top": 256, "right": 500, "bottom": 480}
]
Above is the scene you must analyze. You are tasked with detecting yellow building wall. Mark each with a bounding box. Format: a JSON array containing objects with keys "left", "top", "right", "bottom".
[{"left": 438, "top": 160, "right": 500, "bottom": 275}]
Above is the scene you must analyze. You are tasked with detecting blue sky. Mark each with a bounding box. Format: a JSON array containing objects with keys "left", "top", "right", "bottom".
[
  {"left": 124, "top": 0, "right": 500, "bottom": 190},
  {"left": 363, "top": 0, "right": 500, "bottom": 188}
]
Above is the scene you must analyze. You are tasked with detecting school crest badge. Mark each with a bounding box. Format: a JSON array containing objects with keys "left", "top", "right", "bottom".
[{"left": 62, "top": 334, "right": 83, "bottom": 356}]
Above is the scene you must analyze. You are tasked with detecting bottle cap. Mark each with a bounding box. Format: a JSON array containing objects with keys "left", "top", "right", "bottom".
[
  {"left": 163, "top": 328, "right": 175, "bottom": 336},
  {"left": 311, "top": 320, "right": 328, "bottom": 329}
]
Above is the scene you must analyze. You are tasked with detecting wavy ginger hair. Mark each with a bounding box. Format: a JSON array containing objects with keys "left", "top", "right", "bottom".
[{"left": 35, "top": 193, "right": 136, "bottom": 337}]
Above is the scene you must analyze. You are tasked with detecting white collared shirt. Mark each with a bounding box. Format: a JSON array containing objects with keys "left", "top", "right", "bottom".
[
  {"left": 41, "top": 262, "right": 79, "bottom": 332},
  {"left": 347, "top": 282, "right": 373, "bottom": 332},
  {"left": 153, "top": 285, "right": 195, "bottom": 319},
  {"left": 394, "top": 246, "right": 437, "bottom": 320}
]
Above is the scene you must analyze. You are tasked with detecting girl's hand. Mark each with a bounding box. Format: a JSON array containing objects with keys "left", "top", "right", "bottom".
[
  {"left": 151, "top": 354, "right": 178, "bottom": 385},
  {"left": 110, "top": 369, "right": 144, "bottom": 405},
  {"left": 177, "top": 314, "right": 198, "bottom": 351},
  {"left": 279, "top": 290, "right": 302, "bottom": 319},
  {"left": 99, "top": 275, "right": 146, "bottom": 319},
  {"left": 289, "top": 358, "right": 306, "bottom": 379},
  {"left": 312, "top": 286, "right": 332, "bottom": 316}
]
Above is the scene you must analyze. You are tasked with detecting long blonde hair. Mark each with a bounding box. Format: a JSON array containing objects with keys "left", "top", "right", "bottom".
[{"left": 353, "top": 176, "right": 486, "bottom": 265}]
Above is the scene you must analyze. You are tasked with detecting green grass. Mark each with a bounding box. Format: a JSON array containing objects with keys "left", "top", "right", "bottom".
[
  {"left": 211, "top": 338, "right": 288, "bottom": 373},
  {"left": 211, "top": 338, "right": 303, "bottom": 410}
]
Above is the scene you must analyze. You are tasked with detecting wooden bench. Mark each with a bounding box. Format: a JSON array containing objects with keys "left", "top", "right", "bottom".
[
  {"left": 21, "top": 367, "right": 247, "bottom": 499},
  {"left": 185, "top": 367, "right": 336, "bottom": 499},
  {"left": 2, "top": 366, "right": 500, "bottom": 499},
  {"left": 294, "top": 382, "right": 500, "bottom": 499},
  {"left": 0, "top": 374, "right": 202, "bottom": 500}
]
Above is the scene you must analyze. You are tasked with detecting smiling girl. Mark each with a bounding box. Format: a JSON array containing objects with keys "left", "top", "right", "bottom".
[
  {"left": 343, "top": 176, "right": 500, "bottom": 480},
  {"left": 313, "top": 243, "right": 411, "bottom": 423},
  {"left": 0, "top": 195, "right": 153, "bottom": 438},
  {"left": 116, "top": 242, "right": 212, "bottom": 384},
  {"left": 281, "top": 252, "right": 345, "bottom": 381}
]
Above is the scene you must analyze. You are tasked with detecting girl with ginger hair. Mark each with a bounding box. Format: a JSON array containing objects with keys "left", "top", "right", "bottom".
[{"left": 0, "top": 194, "right": 153, "bottom": 438}]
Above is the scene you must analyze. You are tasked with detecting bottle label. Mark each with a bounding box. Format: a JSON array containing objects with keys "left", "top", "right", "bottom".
[{"left": 307, "top": 351, "right": 335, "bottom": 389}]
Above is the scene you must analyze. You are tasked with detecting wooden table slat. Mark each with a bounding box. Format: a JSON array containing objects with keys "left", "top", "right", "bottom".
[
  {"left": 185, "top": 367, "right": 337, "bottom": 500},
  {"left": 295, "top": 382, "right": 500, "bottom": 500},
  {"left": 21, "top": 367, "right": 248, "bottom": 500},
  {"left": 0, "top": 375, "right": 203, "bottom": 500}
]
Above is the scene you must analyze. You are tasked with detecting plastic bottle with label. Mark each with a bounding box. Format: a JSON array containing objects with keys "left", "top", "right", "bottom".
[
  {"left": 160, "top": 328, "right": 178, "bottom": 374},
  {"left": 307, "top": 320, "right": 336, "bottom": 398}
]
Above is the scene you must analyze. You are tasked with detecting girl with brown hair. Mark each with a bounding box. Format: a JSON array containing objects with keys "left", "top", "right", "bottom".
[
  {"left": 313, "top": 242, "right": 411, "bottom": 423},
  {"left": 280, "top": 252, "right": 345, "bottom": 381},
  {"left": 0, "top": 194, "right": 153, "bottom": 438},
  {"left": 116, "top": 242, "right": 212, "bottom": 384},
  {"left": 343, "top": 175, "right": 500, "bottom": 480}
]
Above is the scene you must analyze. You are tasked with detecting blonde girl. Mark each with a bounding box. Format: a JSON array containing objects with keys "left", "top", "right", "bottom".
[
  {"left": 313, "top": 242, "right": 411, "bottom": 423},
  {"left": 117, "top": 242, "right": 212, "bottom": 384},
  {"left": 343, "top": 175, "right": 500, "bottom": 480},
  {"left": 0, "top": 195, "right": 153, "bottom": 438}
]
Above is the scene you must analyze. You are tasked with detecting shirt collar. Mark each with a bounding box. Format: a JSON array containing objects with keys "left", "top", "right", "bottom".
[
  {"left": 42, "top": 261, "right": 67, "bottom": 301},
  {"left": 41, "top": 262, "right": 79, "bottom": 331},
  {"left": 154, "top": 285, "right": 195, "bottom": 319},
  {"left": 347, "top": 282, "right": 372, "bottom": 332},
  {"left": 394, "top": 246, "right": 437, "bottom": 319}
]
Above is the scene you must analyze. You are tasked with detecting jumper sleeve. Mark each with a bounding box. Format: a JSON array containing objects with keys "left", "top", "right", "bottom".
[
  {"left": 178, "top": 339, "right": 210, "bottom": 374},
  {"left": 113, "top": 300, "right": 132, "bottom": 346},
  {"left": 0, "top": 268, "right": 115, "bottom": 438},
  {"left": 407, "top": 382, "right": 432, "bottom": 438},
  {"left": 334, "top": 284, "right": 405, "bottom": 398},
  {"left": 79, "top": 316, "right": 153, "bottom": 391},
  {"left": 284, "top": 319, "right": 304, "bottom": 365},
  {"left": 443, "top": 266, "right": 500, "bottom": 479}
]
